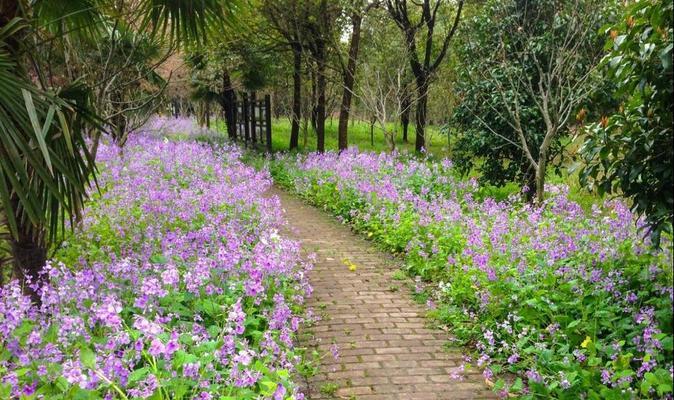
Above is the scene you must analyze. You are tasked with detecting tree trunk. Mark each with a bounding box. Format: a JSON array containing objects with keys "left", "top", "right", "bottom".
[
  {"left": 111, "top": 104, "right": 128, "bottom": 147},
  {"left": 524, "top": 171, "right": 536, "bottom": 202},
  {"left": 337, "top": 10, "right": 363, "bottom": 151},
  {"left": 8, "top": 200, "right": 46, "bottom": 304},
  {"left": 414, "top": 79, "right": 429, "bottom": 152},
  {"left": 290, "top": 45, "right": 302, "bottom": 150},
  {"left": 310, "top": 68, "right": 318, "bottom": 133},
  {"left": 370, "top": 116, "right": 375, "bottom": 146},
  {"left": 535, "top": 147, "right": 548, "bottom": 204},
  {"left": 11, "top": 238, "right": 45, "bottom": 304},
  {"left": 316, "top": 53, "right": 327, "bottom": 153},
  {"left": 302, "top": 116, "right": 309, "bottom": 149},
  {"left": 220, "top": 69, "right": 237, "bottom": 140},
  {"left": 205, "top": 101, "right": 210, "bottom": 129},
  {"left": 387, "top": 129, "right": 396, "bottom": 152},
  {"left": 400, "top": 86, "right": 411, "bottom": 143}
]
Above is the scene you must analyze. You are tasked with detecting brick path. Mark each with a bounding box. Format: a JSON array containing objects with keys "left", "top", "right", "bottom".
[{"left": 269, "top": 187, "right": 495, "bottom": 400}]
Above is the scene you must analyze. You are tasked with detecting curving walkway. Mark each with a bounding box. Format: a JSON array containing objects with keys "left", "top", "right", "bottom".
[{"left": 269, "top": 187, "right": 495, "bottom": 400}]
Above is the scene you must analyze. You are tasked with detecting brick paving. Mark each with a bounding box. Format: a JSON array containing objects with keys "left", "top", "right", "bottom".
[{"left": 269, "top": 187, "right": 495, "bottom": 400}]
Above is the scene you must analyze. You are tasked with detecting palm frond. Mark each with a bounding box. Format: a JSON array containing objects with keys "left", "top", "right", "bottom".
[
  {"left": 33, "top": 0, "right": 105, "bottom": 41},
  {"left": 0, "top": 18, "right": 96, "bottom": 245},
  {"left": 140, "top": 0, "right": 242, "bottom": 46}
]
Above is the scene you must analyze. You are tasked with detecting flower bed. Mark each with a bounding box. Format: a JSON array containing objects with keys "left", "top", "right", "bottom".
[
  {"left": 269, "top": 148, "right": 673, "bottom": 399},
  {"left": 1, "top": 135, "right": 312, "bottom": 399}
]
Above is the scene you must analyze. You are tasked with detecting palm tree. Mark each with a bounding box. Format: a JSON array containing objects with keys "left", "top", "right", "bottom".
[{"left": 0, "top": 0, "right": 240, "bottom": 301}]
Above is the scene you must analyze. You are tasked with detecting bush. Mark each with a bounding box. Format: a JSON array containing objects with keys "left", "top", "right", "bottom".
[{"left": 580, "top": 0, "right": 674, "bottom": 245}]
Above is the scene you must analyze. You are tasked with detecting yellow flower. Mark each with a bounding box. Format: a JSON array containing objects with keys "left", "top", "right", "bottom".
[
  {"left": 581, "top": 336, "right": 592, "bottom": 348},
  {"left": 342, "top": 258, "right": 357, "bottom": 271}
]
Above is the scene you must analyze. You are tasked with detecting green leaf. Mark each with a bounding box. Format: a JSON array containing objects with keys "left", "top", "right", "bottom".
[
  {"left": 22, "top": 89, "right": 54, "bottom": 175},
  {"left": 80, "top": 347, "right": 96, "bottom": 369},
  {"left": 13, "top": 321, "right": 34, "bottom": 337},
  {"left": 493, "top": 378, "right": 505, "bottom": 391},
  {"left": 128, "top": 367, "right": 149, "bottom": 385},
  {"left": 149, "top": 254, "right": 168, "bottom": 264},
  {"left": 660, "top": 43, "right": 672, "bottom": 71},
  {"left": 56, "top": 109, "right": 74, "bottom": 155},
  {"left": 657, "top": 383, "right": 673, "bottom": 396},
  {"left": 511, "top": 377, "right": 523, "bottom": 392},
  {"left": 259, "top": 380, "right": 277, "bottom": 396}
]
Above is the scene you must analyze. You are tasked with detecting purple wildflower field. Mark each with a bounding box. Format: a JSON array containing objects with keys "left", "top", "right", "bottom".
[
  {"left": 1, "top": 130, "right": 312, "bottom": 399},
  {"left": 270, "top": 148, "right": 674, "bottom": 398}
]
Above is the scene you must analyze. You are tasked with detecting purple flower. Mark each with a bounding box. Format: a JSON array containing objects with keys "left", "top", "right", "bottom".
[
  {"left": 148, "top": 338, "right": 165, "bottom": 357},
  {"left": 128, "top": 374, "right": 158, "bottom": 399},
  {"left": 330, "top": 343, "right": 339, "bottom": 362},
  {"left": 560, "top": 378, "right": 571, "bottom": 390},
  {"left": 227, "top": 298, "right": 246, "bottom": 335},
  {"left": 526, "top": 369, "right": 542, "bottom": 383},
  {"left": 183, "top": 362, "right": 200, "bottom": 379},
  {"left": 62, "top": 360, "right": 87, "bottom": 387},
  {"left": 449, "top": 364, "right": 466, "bottom": 381},
  {"left": 273, "top": 384, "right": 287, "bottom": 400},
  {"left": 573, "top": 349, "right": 586, "bottom": 363},
  {"left": 601, "top": 369, "right": 612, "bottom": 385}
]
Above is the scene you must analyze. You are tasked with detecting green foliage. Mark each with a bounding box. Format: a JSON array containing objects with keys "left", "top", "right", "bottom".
[
  {"left": 270, "top": 149, "right": 673, "bottom": 398},
  {"left": 1, "top": 0, "right": 243, "bottom": 282},
  {"left": 450, "top": 0, "right": 551, "bottom": 187},
  {"left": 1, "top": 139, "right": 310, "bottom": 399},
  {"left": 450, "top": 0, "right": 615, "bottom": 191},
  {"left": 318, "top": 382, "right": 339, "bottom": 396},
  {"left": 141, "top": 0, "right": 241, "bottom": 46},
  {"left": 0, "top": 18, "right": 96, "bottom": 244},
  {"left": 580, "top": 0, "right": 673, "bottom": 245}
]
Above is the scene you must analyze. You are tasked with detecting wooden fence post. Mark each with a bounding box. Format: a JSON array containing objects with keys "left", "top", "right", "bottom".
[
  {"left": 232, "top": 99, "right": 238, "bottom": 141},
  {"left": 242, "top": 93, "right": 250, "bottom": 143},
  {"left": 265, "top": 94, "right": 272, "bottom": 153},
  {"left": 250, "top": 92, "right": 257, "bottom": 146}
]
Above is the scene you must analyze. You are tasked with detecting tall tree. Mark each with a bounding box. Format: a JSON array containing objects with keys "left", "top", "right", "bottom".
[
  {"left": 386, "top": 0, "right": 464, "bottom": 152},
  {"left": 451, "top": 0, "right": 611, "bottom": 203},
  {"left": 354, "top": 34, "right": 414, "bottom": 152},
  {"left": 399, "top": 84, "right": 412, "bottom": 142},
  {"left": 263, "top": 0, "right": 308, "bottom": 150},
  {"left": 303, "top": 0, "right": 339, "bottom": 152},
  {"left": 337, "top": 1, "right": 378, "bottom": 150}
]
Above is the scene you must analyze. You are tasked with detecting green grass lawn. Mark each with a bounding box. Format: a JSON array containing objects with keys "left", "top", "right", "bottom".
[
  {"left": 212, "top": 117, "right": 449, "bottom": 155},
  {"left": 206, "top": 116, "right": 601, "bottom": 209}
]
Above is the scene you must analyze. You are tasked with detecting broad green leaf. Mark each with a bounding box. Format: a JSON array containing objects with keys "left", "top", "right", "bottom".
[{"left": 22, "top": 89, "right": 54, "bottom": 175}]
